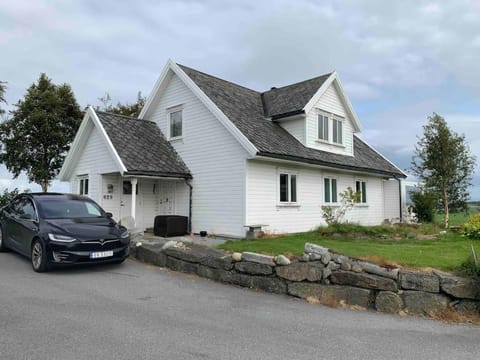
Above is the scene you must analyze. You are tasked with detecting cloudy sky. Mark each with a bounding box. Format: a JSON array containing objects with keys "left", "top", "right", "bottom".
[{"left": 1, "top": 0, "right": 479, "bottom": 198}]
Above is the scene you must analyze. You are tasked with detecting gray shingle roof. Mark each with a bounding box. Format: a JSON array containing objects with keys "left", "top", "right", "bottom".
[
  {"left": 178, "top": 64, "right": 405, "bottom": 178},
  {"left": 262, "top": 74, "right": 331, "bottom": 118},
  {"left": 96, "top": 111, "right": 191, "bottom": 178}
]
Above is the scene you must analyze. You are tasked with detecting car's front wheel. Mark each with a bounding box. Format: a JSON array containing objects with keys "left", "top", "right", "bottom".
[
  {"left": 0, "top": 224, "right": 9, "bottom": 252},
  {"left": 31, "top": 239, "right": 49, "bottom": 272}
]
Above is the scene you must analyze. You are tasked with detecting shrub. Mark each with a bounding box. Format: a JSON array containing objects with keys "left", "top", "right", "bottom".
[
  {"left": 321, "top": 187, "right": 360, "bottom": 225},
  {"left": 461, "top": 214, "right": 480, "bottom": 240},
  {"left": 410, "top": 190, "right": 436, "bottom": 223}
]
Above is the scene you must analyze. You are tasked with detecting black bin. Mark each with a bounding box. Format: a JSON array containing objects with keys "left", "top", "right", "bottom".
[{"left": 154, "top": 215, "right": 188, "bottom": 237}]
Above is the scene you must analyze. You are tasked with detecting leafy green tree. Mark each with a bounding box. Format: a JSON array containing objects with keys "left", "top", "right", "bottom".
[
  {"left": 96, "top": 91, "right": 146, "bottom": 117},
  {"left": 0, "top": 81, "right": 6, "bottom": 115},
  {"left": 411, "top": 113, "right": 476, "bottom": 228},
  {"left": 0, "top": 73, "right": 83, "bottom": 192}
]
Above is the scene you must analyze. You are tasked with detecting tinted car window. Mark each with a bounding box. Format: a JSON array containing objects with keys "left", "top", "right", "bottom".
[
  {"left": 38, "top": 198, "right": 105, "bottom": 219},
  {"left": 18, "top": 199, "right": 36, "bottom": 219},
  {"left": 8, "top": 198, "right": 23, "bottom": 215}
]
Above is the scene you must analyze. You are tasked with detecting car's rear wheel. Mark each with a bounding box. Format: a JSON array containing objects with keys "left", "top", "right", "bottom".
[
  {"left": 0, "top": 224, "right": 9, "bottom": 252},
  {"left": 31, "top": 239, "right": 49, "bottom": 272}
]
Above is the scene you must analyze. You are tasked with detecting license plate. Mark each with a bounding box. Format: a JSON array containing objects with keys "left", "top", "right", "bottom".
[{"left": 90, "top": 250, "right": 114, "bottom": 259}]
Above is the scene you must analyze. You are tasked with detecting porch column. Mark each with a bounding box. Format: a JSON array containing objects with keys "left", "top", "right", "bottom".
[{"left": 130, "top": 178, "right": 138, "bottom": 226}]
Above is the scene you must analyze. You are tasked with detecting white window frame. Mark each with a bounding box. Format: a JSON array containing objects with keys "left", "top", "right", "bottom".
[
  {"left": 332, "top": 117, "right": 343, "bottom": 145},
  {"left": 278, "top": 170, "right": 299, "bottom": 205},
  {"left": 78, "top": 175, "right": 89, "bottom": 196},
  {"left": 317, "top": 113, "right": 329, "bottom": 141},
  {"left": 355, "top": 179, "right": 367, "bottom": 204},
  {"left": 167, "top": 105, "right": 183, "bottom": 140},
  {"left": 323, "top": 177, "right": 338, "bottom": 204}
]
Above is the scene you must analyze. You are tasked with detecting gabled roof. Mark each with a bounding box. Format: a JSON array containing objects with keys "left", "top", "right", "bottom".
[
  {"left": 261, "top": 73, "right": 332, "bottom": 118},
  {"left": 96, "top": 111, "right": 191, "bottom": 178},
  {"left": 178, "top": 64, "right": 405, "bottom": 178},
  {"left": 139, "top": 61, "right": 405, "bottom": 178},
  {"left": 59, "top": 107, "right": 191, "bottom": 180}
]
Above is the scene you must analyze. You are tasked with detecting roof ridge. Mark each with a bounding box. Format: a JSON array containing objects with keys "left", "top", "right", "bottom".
[
  {"left": 95, "top": 110, "right": 156, "bottom": 124},
  {"left": 177, "top": 63, "right": 262, "bottom": 94},
  {"left": 261, "top": 72, "right": 333, "bottom": 95}
]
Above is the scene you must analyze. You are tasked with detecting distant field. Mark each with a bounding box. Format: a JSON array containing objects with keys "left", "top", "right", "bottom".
[{"left": 434, "top": 204, "right": 479, "bottom": 226}]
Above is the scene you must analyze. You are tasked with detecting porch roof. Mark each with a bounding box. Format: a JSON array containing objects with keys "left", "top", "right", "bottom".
[{"left": 96, "top": 111, "right": 191, "bottom": 179}]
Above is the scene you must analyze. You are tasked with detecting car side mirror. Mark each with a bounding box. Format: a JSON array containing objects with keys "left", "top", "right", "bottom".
[{"left": 105, "top": 212, "right": 113, "bottom": 218}]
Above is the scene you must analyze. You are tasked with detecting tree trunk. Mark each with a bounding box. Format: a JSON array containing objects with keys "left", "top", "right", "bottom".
[
  {"left": 41, "top": 181, "right": 48, "bottom": 193},
  {"left": 443, "top": 187, "right": 449, "bottom": 229}
]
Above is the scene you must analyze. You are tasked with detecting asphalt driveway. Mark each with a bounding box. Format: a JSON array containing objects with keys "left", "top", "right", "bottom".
[{"left": 0, "top": 252, "right": 478, "bottom": 360}]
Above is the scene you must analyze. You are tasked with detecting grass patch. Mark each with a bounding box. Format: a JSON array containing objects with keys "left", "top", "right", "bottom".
[
  {"left": 218, "top": 223, "right": 479, "bottom": 272},
  {"left": 434, "top": 207, "right": 480, "bottom": 227}
]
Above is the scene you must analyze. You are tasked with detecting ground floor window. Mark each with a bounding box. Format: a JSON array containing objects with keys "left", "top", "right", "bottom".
[
  {"left": 355, "top": 180, "right": 367, "bottom": 203},
  {"left": 79, "top": 176, "right": 89, "bottom": 195},
  {"left": 279, "top": 172, "right": 297, "bottom": 203},
  {"left": 324, "top": 178, "right": 337, "bottom": 203}
]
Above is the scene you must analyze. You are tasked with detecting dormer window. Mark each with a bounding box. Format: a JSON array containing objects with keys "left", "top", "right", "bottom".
[
  {"left": 318, "top": 114, "right": 329, "bottom": 141},
  {"left": 332, "top": 118, "right": 343, "bottom": 144},
  {"left": 317, "top": 110, "right": 344, "bottom": 146}
]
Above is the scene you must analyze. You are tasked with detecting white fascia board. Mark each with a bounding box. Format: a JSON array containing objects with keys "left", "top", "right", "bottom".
[
  {"left": 140, "top": 59, "right": 258, "bottom": 157},
  {"left": 354, "top": 135, "right": 408, "bottom": 178},
  {"left": 89, "top": 107, "right": 128, "bottom": 174},
  {"left": 58, "top": 111, "right": 91, "bottom": 180},
  {"left": 303, "top": 71, "right": 362, "bottom": 133}
]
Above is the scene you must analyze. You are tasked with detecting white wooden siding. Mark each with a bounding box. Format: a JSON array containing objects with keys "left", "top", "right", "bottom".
[
  {"left": 68, "top": 122, "right": 119, "bottom": 203},
  {"left": 146, "top": 71, "right": 249, "bottom": 237},
  {"left": 279, "top": 117, "right": 305, "bottom": 143},
  {"left": 383, "top": 179, "right": 401, "bottom": 220},
  {"left": 246, "top": 159, "right": 390, "bottom": 233},
  {"left": 305, "top": 83, "right": 354, "bottom": 156}
]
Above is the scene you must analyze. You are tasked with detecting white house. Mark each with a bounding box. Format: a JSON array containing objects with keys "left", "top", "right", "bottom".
[{"left": 59, "top": 60, "right": 407, "bottom": 237}]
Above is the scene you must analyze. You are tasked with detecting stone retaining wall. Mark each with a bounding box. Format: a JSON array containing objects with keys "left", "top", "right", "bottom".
[{"left": 132, "top": 241, "right": 480, "bottom": 316}]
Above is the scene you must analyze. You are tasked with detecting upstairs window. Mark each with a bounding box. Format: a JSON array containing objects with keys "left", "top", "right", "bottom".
[
  {"left": 355, "top": 180, "right": 367, "bottom": 203},
  {"left": 318, "top": 114, "right": 329, "bottom": 141},
  {"left": 332, "top": 118, "right": 343, "bottom": 144},
  {"left": 279, "top": 172, "right": 297, "bottom": 203},
  {"left": 79, "top": 176, "right": 89, "bottom": 195},
  {"left": 324, "top": 178, "right": 337, "bottom": 203},
  {"left": 168, "top": 109, "right": 183, "bottom": 139}
]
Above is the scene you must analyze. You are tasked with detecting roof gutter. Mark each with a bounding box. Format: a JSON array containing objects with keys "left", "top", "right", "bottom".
[
  {"left": 255, "top": 153, "right": 407, "bottom": 179},
  {"left": 123, "top": 172, "right": 192, "bottom": 180},
  {"left": 271, "top": 110, "right": 305, "bottom": 121}
]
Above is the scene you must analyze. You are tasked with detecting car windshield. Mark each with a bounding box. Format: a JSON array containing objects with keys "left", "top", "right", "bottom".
[{"left": 38, "top": 199, "right": 105, "bottom": 219}]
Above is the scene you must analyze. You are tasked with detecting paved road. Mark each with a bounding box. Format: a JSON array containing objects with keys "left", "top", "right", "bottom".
[{"left": 0, "top": 252, "right": 478, "bottom": 360}]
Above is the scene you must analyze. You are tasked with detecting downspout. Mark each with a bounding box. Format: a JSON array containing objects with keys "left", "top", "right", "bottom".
[
  {"left": 185, "top": 179, "right": 193, "bottom": 233},
  {"left": 396, "top": 177, "right": 403, "bottom": 222}
]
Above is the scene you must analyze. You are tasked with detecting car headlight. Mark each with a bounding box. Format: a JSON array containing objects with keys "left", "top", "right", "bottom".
[
  {"left": 120, "top": 230, "right": 130, "bottom": 239},
  {"left": 48, "top": 233, "right": 77, "bottom": 243}
]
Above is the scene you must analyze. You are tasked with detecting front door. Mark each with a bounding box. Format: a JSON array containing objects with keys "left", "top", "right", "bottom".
[{"left": 158, "top": 181, "right": 175, "bottom": 215}]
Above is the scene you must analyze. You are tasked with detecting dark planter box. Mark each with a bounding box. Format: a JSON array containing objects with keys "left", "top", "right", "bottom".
[{"left": 154, "top": 215, "right": 188, "bottom": 237}]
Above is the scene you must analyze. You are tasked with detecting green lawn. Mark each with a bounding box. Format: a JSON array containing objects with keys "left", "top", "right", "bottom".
[{"left": 218, "top": 230, "right": 478, "bottom": 272}]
